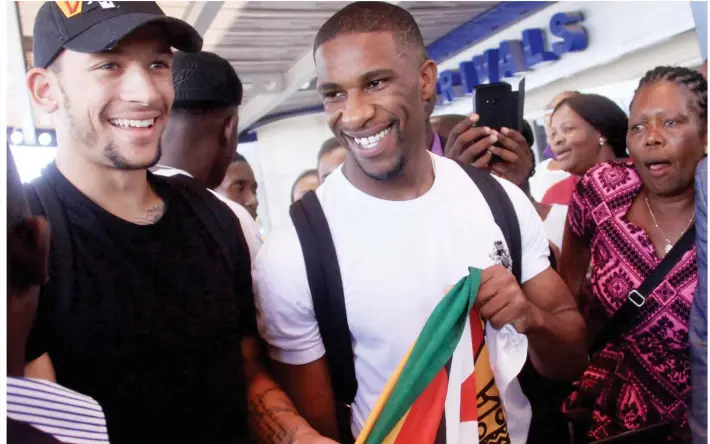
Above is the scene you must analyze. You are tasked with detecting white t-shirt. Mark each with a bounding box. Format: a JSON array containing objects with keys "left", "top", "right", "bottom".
[
  {"left": 253, "top": 154, "right": 550, "bottom": 440},
  {"left": 153, "top": 167, "right": 262, "bottom": 262},
  {"left": 529, "top": 159, "right": 570, "bottom": 202},
  {"left": 543, "top": 204, "right": 568, "bottom": 252}
]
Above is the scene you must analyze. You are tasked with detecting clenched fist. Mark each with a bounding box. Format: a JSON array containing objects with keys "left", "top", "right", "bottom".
[{"left": 475, "top": 264, "right": 538, "bottom": 333}]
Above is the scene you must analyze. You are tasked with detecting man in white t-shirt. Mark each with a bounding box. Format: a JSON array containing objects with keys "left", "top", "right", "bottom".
[
  {"left": 155, "top": 50, "right": 262, "bottom": 260},
  {"left": 253, "top": 2, "right": 588, "bottom": 442}
]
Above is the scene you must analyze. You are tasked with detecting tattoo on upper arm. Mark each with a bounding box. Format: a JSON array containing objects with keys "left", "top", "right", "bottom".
[
  {"left": 248, "top": 387, "right": 300, "bottom": 444},
  {"left": 131, "top": 203, "right": 165, "bottom": 225}
]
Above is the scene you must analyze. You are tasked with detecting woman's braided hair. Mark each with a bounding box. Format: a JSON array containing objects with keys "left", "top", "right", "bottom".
[{"left": 631, "top": 66, "right": 708, "bottom": 132}]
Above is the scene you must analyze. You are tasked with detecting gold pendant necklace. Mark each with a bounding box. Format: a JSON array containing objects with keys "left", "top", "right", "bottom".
[{"left": 645, "top": 197, "right": 694, "bottom": 254}]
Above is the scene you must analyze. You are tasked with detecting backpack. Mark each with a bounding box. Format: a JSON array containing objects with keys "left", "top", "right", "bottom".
[
  {"left": 289, "top": 162, "right": 551, "bottom": 442},
  {"left": 23, "top": 171, "right": 244, "bottom": 318}
]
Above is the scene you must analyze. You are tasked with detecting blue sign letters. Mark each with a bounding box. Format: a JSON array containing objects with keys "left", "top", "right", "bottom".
[
  {"left": 549, "top": 12, "right": 587, "bottom": 56},
  {"left": 458, "top": 61, "right": 478, "bottom": 95},
  {"left": 436, "top": 11, "right": 588, "bottom": 103},
  {"left": 499, "top": 40, "right": 529, "bottom": 78},
  {"left": 522, "top": 28, "right": 558, "bottom": 66}
]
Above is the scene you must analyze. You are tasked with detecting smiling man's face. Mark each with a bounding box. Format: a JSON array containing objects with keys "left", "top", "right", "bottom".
[
  {"left": 315, "top": 31, "right": 435, "bottom": 181},
  {"left": 47, "top": 25, "right": 174, "bottom": 170}
]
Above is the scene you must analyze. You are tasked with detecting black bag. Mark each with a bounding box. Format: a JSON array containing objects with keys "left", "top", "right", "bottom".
[
  {"left": 567, "top": 227, "right": 695, "bottom": 444},
  {"left": 290, "top": 163, "right": 561, "bottom": 442}
]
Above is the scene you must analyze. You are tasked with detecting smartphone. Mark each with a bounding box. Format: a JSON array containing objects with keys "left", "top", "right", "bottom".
[
  {"left": 472, "top": 79, "right": 526, "bottom": 164},
  {"left": 473, "top": 81, "right": 522, "bottom": 132}
]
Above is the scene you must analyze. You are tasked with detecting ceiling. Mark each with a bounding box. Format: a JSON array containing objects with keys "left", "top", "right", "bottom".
[
  {"left": 8, "top": 1, "right": 524, "bottom": 137},
  {"left": 205, "top": 1, "right": 500, "bottom": 122}
]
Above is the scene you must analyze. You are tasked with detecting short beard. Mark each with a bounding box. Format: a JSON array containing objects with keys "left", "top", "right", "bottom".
[
  {"left": 354, "top": 122, "right": 409, "bottom": 181},
  {"left": 361, "top": 153, "right": 407, "bottom": 181},
  {"left": 104, "top": 140, "right": 162, "bottom": 171},
  {"left": 59, "top": 83, "right": 161, "bottom": 171}
]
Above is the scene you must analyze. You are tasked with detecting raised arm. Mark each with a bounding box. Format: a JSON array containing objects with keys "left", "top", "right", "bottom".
[
  {"left": 475, "top": 178, "right": 588, "bottom": 380},
  {"left": 520, "top": 268, "right": 588, "bottom": 380}
]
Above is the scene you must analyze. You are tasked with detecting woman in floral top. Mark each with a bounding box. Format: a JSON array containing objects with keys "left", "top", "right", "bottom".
[{"left": 559, "top": 66, "right": 707, "bottom": 442}]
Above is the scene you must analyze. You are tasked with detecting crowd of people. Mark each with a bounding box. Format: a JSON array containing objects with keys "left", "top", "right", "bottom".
[{"left": 6, "top": 1, "right": 708, "bottom": 444}]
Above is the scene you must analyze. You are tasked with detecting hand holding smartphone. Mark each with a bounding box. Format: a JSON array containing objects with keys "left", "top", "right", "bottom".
[
  {"left": 472, "top": 79, "right": 526, "bottom": 165},
  {"left": 442, "top": 79, "right": 531, "bottom": 178}
]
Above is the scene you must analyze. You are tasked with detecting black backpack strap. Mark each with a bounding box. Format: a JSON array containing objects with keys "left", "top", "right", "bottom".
[
  {"left": 26, "top": 176, "right": 74, "bottom": 278},
  {"left": 289, "top": 191, "right": 357, "bottom": 406},
  {"left": 589, "top": 227, "right": 696, "bottom": 354},
  {"left": 457, "top": 162, "right": 522, "bottom": 283},
  {"left": 22, "top": 175, "right": 75, "bottom": 361},
  {"left": 25, "top": 176, "right": 74, "bottom": 308}
]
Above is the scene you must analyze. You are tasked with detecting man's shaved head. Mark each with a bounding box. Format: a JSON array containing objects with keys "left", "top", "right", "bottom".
[{"left": 314, "top": 1, "right": 427, "bottom": 65}]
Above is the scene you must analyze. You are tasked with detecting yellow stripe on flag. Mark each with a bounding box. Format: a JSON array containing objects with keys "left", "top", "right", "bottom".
[
  {"left": 382, "top": 410, "right": 408, "bottom": 444},
  {"left": 355, "top": 343, "right": 415, "bottom": 444}
]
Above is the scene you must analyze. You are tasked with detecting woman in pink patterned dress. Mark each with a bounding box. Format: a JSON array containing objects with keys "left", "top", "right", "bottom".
[{"left": 560, "top": 66, "right": 707, "bottom": 442}]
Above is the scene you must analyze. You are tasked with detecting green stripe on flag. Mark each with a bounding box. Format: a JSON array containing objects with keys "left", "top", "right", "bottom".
[{"left": 366, "top": 267, "right": 482, "bottom": 443}]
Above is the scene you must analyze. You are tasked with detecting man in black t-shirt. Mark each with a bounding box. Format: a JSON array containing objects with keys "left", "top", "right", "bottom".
[{"left": 23, "top": 3, "right": 331, "bottom": 443}]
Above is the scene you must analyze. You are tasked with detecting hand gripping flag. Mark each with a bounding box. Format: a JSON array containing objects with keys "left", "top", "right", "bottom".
[{"left": 356, "top": 267, "right": 511, "bottom": 444}]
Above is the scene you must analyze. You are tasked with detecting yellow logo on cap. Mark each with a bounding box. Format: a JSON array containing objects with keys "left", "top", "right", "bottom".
[{"left": 56, "top": 1, "right": 83, "bottom": 18}]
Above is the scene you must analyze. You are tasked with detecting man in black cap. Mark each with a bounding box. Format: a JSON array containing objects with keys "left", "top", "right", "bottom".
[
  {"left": 23, "top": 3, "right": 329, "bottom": 443},
  {"left": 155, "top": 50, "right": 262, "bottom": 261}
]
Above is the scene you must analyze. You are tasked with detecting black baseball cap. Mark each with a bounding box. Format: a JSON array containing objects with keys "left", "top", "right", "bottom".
[
  {"left": 33, "top": 1, "right": 203, "bottom": 69},
  {"left": 172, "top": 51, "right": 243, "bottom": 109}
]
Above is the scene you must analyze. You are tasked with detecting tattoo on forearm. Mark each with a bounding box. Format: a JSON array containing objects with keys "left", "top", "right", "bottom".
[
  {"left": 248, "top": 387, "right": 301, "bottom": 444},
  {"left": 132, "top": 203, "right": 165, "bottom": 225}
]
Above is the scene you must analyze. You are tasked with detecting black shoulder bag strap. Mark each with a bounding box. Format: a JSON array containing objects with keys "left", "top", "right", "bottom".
[
  {"left": 289, "top": 191, "right": 355, "bottom": 403},
  {"left": 289, "top": 191, "right": 356, "bottom": 442},
  {"left": 590, "top": 226, "right": 696, "bottom": 354},
  {"left": 456, "top": 162, "right": 522, "bottom": 283},
  {"left": 25, "top": 176, "right": 74, "bottom": 311}
]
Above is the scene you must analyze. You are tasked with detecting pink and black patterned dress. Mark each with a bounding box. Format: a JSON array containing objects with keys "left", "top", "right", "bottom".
[{"left": 562, "top": 161, "right": 696, "bottom": 442}]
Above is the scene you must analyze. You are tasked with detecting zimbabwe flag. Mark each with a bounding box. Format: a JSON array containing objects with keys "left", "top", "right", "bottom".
[{"left": 355, "top": 267, "right": 519, "bottom": 444}]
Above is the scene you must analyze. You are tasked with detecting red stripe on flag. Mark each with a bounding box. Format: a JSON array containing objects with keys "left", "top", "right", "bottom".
[
  {"left": 460, "top": 373, "right": 477, "bottom": 422},
  {"left": 460, "top": 308, "right": 486, "bottom": 422},
  {"left": 394, "top": 369, "right": 449, "bottom": 444}
]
